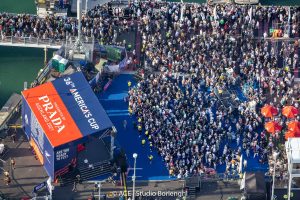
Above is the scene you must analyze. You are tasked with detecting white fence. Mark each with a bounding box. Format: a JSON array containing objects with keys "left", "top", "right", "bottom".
[{"left": 0, "top": 36, "right": 94, "bottom": 49}]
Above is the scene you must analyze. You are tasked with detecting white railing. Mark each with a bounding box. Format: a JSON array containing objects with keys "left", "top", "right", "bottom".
[{"left": 0, "top": 36, "right": 94, "bottom": 49}]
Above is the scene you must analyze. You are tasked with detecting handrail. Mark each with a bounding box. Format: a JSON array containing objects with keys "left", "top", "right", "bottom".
[
  {"left": 54, "top": 158, "right": 77, "bottom": 181},
  {"left": 0, "top": 35, "right": 95, "bottom": 48},
  {"left": 180, "top": 173, "right": 273, "bottom": 182}
]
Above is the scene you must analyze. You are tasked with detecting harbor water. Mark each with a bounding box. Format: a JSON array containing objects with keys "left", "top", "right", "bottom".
[
  {"left": 0, "top": 0, "right": 299, "bottom": 108},
  {"left": 0, "top": 0, "right": 37, "bottom": 107},
  {"left": 0, "top": 47, "right": 54, "bottom": 107}
]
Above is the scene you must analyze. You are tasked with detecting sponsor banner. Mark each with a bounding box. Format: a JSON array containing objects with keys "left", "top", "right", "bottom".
[
  {"left": 55, "top": 147, "right": 70, "bottom": 161},
  {"left": 30, "top": 138, "right": 44, "bottom": 165},
  {"left": 22, "top": 97, "right": 32, "bottom": 140},
  {"left": 22, "top": 82, "right": 83, "bottom": 147},
  {"left": 43, "top": 133, "right": 54, "bottom": 178},
  {"left": 30, "top": 111, "right": 44, "bottom": 152},
  {"left": 23, "top": 96, "right": 55, "bottom": 178},
  {"left": 54, "top": 144, "right": 77, "bottom": 171}
]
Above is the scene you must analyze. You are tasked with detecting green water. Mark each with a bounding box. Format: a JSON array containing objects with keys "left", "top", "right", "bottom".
[
  {"left": 0, "top": 0, "right": 299, "bottom": 108},
  {"left": 0, "top": 47, "right": 54, "bottom": 107},
  {"left": 260, "top": 0, "right": 300, "bottom": 6},
  {"left": 0, "top": 0, "right": 38, "bottom": 107},
  {"left": 0, "top": 0, "right": 36, "bottom": 14}
]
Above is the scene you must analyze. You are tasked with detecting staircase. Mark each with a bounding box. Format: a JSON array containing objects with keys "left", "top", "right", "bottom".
[
  {"left": 59, "top": 161, "right": 112, "bottom": 186},
  {"left": 185, "top": 176, "right": 200, "bottom": 200},
  {"left": 188, "top": 187, "right": 196, "bottom": 199}
]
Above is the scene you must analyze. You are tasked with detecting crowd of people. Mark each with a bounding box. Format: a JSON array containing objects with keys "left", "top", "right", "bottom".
[
  {"left": 127, "top": 2, "right": 300, "bottom": 178},
  {"left": 0, "top": 4, "right": 125, "bottom": 44},
  {"left": 0, "top": 2, "right": 299, "bottom": 42},
  {"left": 0, "top": 1, "right": 299, "bottom": 178}
]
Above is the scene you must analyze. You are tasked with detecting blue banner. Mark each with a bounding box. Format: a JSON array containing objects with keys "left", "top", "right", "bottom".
[{"left": 52, "top": 72, "right": 113, "bottom": 137}]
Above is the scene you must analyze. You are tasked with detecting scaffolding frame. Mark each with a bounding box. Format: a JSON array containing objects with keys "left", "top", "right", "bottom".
[{"left": 285, "top": 138, "right": 300, "bottom": 200}]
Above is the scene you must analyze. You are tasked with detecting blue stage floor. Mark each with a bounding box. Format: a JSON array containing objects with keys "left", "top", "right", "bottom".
[
  {"left": 98, "top": 73, "right": 170, "bottom": 180},
  {"left": 98, "top": 73, "right": 268, "bottom": 181}
]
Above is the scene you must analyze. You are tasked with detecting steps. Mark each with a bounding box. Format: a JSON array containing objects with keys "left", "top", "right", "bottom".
[
  {"left": 188, "top": 187, "right": 196, "bottom": 199},
  {"left": 185, "top": 177, "right": 200, "bottom": 200},
  {"left": 59, "top": 161, "right": 112, "bottom": 186}
]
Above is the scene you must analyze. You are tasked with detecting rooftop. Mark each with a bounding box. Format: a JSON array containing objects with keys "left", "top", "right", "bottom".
[{"left": 22, "top": 72, "right": 113, "bottom": 147}]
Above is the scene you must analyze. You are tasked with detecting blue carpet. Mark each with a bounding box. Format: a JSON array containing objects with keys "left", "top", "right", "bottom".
[
  {"left": 98, "top": 74, "right": 169, "bottom": 181},
  {"left": 214, "top": 86, "right": 268, "bottom": 174},
  {"left": 215, "top": 129, "right": 268, "bottom": 174}
]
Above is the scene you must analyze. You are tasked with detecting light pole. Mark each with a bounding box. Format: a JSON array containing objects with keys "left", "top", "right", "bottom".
[
  {"left": 132, "top": 153, "right": 138, "bottom": 200},
  {"left": 271, "top": 151, "right": 279, "bottom": 200},
  {"left": 98, "top": 182, "right": 101, "bottom": 200},
  {"left": 85, "top": 0, "right": 88, "bottom": 15}
]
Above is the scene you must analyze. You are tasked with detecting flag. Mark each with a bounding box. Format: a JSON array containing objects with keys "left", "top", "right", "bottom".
[
  {"left": 213, "top": 6, "right": 217, "bottom": 21},
  {"left": 288, "top": 7, "right": 291, "bottom": 22},
  {"left": 180, "top": 1, "right": 185, "bottom": 22},
  {"left": 248, "top": 7, "right": 253, "bottom": 21},
  {"left": 238, "top": 155, "right": 243, "bottom": 173},
  {"left": 95, "top": 71, "right": 100, "bottom": 83}
]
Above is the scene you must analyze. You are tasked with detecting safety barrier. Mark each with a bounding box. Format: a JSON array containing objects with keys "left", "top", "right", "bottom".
[
  {"left": 0, "top": 36, "right": 94, "bottom": 49},
  {"left": 184, "top": 172, "right": 274, "bottom": 183},
  {"left": 54, "top": 158, "right": 77, "bottom": 183}
]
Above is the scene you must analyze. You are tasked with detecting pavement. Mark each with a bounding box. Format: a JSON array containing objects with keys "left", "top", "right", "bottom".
[
  {"left": 53, "top": 179, "right": 243, "bottom": 200},
  {"left": 197, "top": 181, "right": 242, "bottom": 200},
  {"left": 0, "top": 113, "right": 48, "bottom": 199},
  {"left": 54, "top": 179, "right": 186, "bottom": 200}
]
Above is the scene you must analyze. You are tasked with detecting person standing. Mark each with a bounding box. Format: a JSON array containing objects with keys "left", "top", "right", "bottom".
[
  {"left": 4, "top": 170, "right": 9, "bottom": 178},
  {"left": 141, "top": 139, "right": 146, "bottom": 146},
  {"left": 3, "top": 171, "right": 11, "bottom": 186},
  {"left": 137, "top": 124, "right": 142, "bottom": 133},
  {"left": 72, "top": 180, "right": 77, "bottom": 192},
  {"left": 148, "top": 154, "right": 153, "bottom": 164},
  {"left": 246, "top": 148, "right": 250, "bottom": 157},
  {"left": 76, "top": 174, "right": 81, "bottom": 184},
  {"left": 243, "top": 159, "right": 247, "bottom": 170},
  {"left": 10, "top": 158, "right": 16, "bottom": 170},
  {"left": 123, "top": 120, "right": 127, "bottom": 129},
  {"left": 4, "top": 175, "right": 11, "bottom": 186},
  {"left": 11, "top": 128, "right": 17, "bottom": 143}
]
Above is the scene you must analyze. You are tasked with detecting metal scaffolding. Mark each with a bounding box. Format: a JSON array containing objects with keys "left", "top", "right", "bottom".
[{"left": 285, "top": 138, "right": 300, "bottom": 200}]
